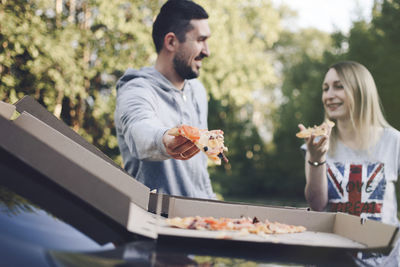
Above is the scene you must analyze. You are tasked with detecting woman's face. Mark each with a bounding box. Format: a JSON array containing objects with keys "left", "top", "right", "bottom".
[{"left": 322, "top": 68, "right": 349, "bottom": 121}]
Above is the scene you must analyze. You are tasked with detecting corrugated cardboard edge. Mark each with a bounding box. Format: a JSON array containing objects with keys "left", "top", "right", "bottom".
[
  {"left": 0, "top": 100, "right": 16, "bottom": 120},
  {"left": 334, "top": 213, "right": 399, "bottom": 249}
]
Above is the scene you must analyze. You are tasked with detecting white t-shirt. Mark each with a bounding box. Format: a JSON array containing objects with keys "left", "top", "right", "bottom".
[
  {"left": 325, "top": 127, "right": 400, "bottom": 226},
  {"left": 303, "top": 127, "right": 400, "bottom": 263}
]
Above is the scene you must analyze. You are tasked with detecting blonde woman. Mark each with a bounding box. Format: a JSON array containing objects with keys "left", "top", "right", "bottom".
[
  {"left": 299, "top": 61, "right": 400, "bottom": 225},
  {"left": 299, "top": 61, "right": 400, "bottom": 263}
]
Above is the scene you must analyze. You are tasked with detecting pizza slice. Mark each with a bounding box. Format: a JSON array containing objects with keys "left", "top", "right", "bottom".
[
  {"left": 296, "top": 120, "right": 335, "bottom": 139},
  {"left": 168, "top": 125, "right": 228, "bottom": 165}
]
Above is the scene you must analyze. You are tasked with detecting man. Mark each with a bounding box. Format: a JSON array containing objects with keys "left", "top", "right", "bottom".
[{"left": 114, "top": 0, "right": 215, "bottom": 199}]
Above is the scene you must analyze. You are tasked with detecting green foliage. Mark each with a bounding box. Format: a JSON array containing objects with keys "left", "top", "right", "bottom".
[
  {"left": 200, "top": 1, "right": 281, "bottom": 105},
  {"left": 0, "top": 0, "right": 158, "bottom": 166},
  {"left": 273, "top": 0, "right": 400, "bottom": 203},
  {"left": 346, "top": 0, "right": 400, "bottom": 130},
  {"left": 270, "top": 28, "right": 335, "bottom": 199},
  {"left": 197, "top": 0, "right": 286, "bottom": 198},
  {"left": 1, "top": 0, "right": 285, "bottom": 200}
]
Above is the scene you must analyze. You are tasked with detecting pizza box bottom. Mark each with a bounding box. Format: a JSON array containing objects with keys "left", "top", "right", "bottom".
[
  {"left": 128, "top": 199, "right": 397, "bottom": 265},
  {"left": 153, "top": 197, "right": 398, "bottom": 252}
]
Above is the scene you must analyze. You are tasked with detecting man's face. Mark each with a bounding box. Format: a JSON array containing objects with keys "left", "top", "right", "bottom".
[{"left": 173, "top": 19, "right": 211, "bottom": 80}]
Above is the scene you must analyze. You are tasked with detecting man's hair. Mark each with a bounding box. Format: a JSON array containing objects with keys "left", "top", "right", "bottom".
[{"left": 152, "top": 0, "right": 209, "bottom": 54}]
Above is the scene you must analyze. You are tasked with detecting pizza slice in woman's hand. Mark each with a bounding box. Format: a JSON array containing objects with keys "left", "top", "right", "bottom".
[
  {"left": 168, "top": 125, "right": 228, "bottom": 165},
  {"left": 296, "top": 120, "right": 335, "bottom": 139}
]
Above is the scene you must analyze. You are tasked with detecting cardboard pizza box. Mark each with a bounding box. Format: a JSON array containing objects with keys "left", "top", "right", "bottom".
[
  {"left": 2, "top": 97, "right": 152, "bottom": 214},
  {"left": 157, "top": 196, "right": 399, "bottom": 251},
  {"left": 0, "top": 112, "right": 150, "bottom": 230},
  {"left": 7, "top": 96, "right": 151, "bottom": 210}
]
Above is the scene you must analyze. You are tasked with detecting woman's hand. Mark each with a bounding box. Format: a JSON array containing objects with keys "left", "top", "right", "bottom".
[{"left": 298, "top": 121, "right": 333, "bottom": 162}]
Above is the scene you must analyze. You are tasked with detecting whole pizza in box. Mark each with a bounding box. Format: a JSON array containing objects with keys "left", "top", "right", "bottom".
[{"left": 166, "top": 216, "right": 306, "bottom": 237}]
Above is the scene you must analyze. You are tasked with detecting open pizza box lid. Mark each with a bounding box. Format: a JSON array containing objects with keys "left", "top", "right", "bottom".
[
  {"left": 0, "top": 100, "right": 152, "bottom": 237},
  {"left": 8, "top": 96, "right": 150, "bottom": 208},
  {"left": 1, "top": 98, "right": 398, "bottom": 252},
  {"left": 13, "top": 96, "right": 121, "bottom": 169}
]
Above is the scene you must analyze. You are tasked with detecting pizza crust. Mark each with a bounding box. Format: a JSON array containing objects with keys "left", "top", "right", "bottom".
[{"left": 296, "top": 120, "right": 335, "bottom": 139}]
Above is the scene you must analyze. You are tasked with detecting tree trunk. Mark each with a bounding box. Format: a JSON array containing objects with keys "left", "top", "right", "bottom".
[
  {"left": 53, "top": 89, "right": 64, "bottom": 119},
  {"left": 55, "top": 0, "right": 62, "bottom": 27},
  {"left": 72, "top": 1, "right": 92, "bottom": 131},
  {"left": 68, "top": 0, "right": 76, "bottom": 23}
]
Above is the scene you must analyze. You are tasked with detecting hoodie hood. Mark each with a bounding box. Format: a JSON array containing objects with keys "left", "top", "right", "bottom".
[{"left": 116, "top": 66, "right": 176, "bottom": 92}]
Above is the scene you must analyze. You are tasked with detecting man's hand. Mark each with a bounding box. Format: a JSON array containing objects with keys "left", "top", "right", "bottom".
[{"left": 163, "top": 131, "right": 200, "bottom": 160}]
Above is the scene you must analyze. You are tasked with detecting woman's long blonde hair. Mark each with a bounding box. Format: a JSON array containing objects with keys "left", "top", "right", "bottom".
[{"left": 326, "top": 61, "right": 389, "bottom": 152}]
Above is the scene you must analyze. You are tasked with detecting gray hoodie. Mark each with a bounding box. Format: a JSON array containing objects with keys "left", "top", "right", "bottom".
[{"left": 114, "top": 66, "right": 215, "bottom": 199}]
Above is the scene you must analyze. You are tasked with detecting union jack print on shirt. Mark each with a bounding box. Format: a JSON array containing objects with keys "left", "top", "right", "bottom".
[{"left": 327, "top": 162, "right": 386, "bottom": 221}]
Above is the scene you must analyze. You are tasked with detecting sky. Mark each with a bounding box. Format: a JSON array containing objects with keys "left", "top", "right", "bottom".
[{"left": 272, "top": 0, "right": 375, "bottom": 33}]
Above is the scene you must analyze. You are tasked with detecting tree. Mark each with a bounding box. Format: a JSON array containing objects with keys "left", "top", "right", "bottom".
[
  {"left": 0, "top": 0, "right": 158, "bottom": 165},
  {"left": 198, "top": 1, "right": 287, "bottom": 198},
  {"left": 270, "top": 28, "right": 337, "bottom": 199},
  {"left": 1, "top": 0, "right": 287, "bottom": 200},
  {"left": 345, "top": 0, "right": 400, "bottom": 130}
]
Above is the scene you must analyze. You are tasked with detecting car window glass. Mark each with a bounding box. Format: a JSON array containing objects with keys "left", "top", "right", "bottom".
[{"left": 0, "top": 185, "right": 114, "bottom": 251}]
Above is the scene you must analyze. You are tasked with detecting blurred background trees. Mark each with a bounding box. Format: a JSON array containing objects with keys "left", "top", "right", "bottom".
[{"left": 1, "top": 0, "right": 399, "bottom": 205}]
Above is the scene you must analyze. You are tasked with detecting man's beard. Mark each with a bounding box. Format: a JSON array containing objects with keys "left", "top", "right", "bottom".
[{"left": 173, "top": 53, "right": 199, "bottom": 80}]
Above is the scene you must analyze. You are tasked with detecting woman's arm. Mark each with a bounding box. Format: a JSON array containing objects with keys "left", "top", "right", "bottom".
[
  {"left": 299, "top": 123, "right": 331, "bottom": 211},
  {"left": 304, "top": 149, "right": 328, "bottom": 211}
]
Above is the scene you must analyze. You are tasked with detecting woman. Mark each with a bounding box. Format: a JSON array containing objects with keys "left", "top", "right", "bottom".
[{"left": 299, "top": 61, "right": 400, "bottom": 227}]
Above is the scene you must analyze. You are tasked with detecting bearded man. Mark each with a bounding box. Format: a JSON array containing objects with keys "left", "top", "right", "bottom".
[{"left": 114, "top": 0, "right": 215, "bottom": 199}]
